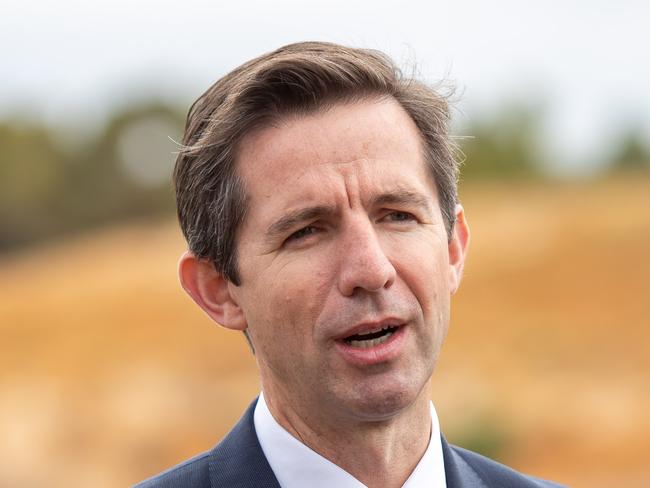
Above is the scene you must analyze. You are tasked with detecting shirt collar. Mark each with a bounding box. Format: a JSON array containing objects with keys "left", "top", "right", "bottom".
[{"left": 253, "top": 392, "right": 446, "bottom": 488}]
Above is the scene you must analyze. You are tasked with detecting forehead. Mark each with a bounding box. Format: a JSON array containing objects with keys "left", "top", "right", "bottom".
[{"left": 235, "top": 98, "right": 434, "bottom": 210}]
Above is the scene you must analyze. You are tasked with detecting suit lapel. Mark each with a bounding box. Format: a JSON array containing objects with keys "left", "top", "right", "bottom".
[
  {"left": 207, "top": 401, "right": 491, "bottom": 488},
  {"left": 442, "top": 435, "right": 487, "bottom": 488},
  {"left": 208, "top": 399, "right": 281, "bottom": 488}
]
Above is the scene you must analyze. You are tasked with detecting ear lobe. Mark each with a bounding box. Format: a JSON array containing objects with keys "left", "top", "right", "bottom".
[
  {"left": 448, "top": 204, "right": 470, "bottom": 294},
  {"left": 178, "top": 251, "right": 247, "bottom": 331}
]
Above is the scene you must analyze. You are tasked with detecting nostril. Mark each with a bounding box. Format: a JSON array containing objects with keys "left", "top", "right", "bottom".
[
  {"left": 336, "top": 222, "right": 397, "bottom": 295},
  {"left": 338, "top": 254, "right": 396, "bottom": 295}
]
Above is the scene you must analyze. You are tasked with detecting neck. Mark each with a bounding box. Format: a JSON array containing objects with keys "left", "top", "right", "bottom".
[{"left": 262, "top": 385, "right": 433, "bottom": 488}]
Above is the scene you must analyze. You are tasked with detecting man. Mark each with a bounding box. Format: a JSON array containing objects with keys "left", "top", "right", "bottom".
[{"left": 136, "top": 42, "right": 563, "bottom": 487}]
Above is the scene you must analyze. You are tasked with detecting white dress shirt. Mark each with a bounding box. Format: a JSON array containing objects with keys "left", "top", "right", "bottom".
[{"left": 254, "top": 392, "right": 447, "bottom": 488}]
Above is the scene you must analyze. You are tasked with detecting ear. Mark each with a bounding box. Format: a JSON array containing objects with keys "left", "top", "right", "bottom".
[
  {"left": 448, "top": 204, "right": 470, "bottom": 295},
  {"left": 178, "top": 251, "right": 247, "bottom": 331}
]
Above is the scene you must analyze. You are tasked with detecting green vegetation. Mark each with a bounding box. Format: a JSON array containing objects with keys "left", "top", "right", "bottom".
[
  {"left": 0, "top": 103, "right": 184, "bottom": 252},
  {"left": 609, "top": 126, "right": 650, "bottom": 172},
  {"left": 1, "top": 100, "right": 648, "bottom": 252},
  {"left": 447, "top": 413, "right": 513, "bottom": 461},
  {"left": 458, "top": 104, "right": 544, "bottom": 180}
]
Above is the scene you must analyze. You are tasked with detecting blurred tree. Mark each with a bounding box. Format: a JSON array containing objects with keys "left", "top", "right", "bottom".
[
  {"left": 8, "top": 97, "right": 645, "bottom": 254},
  {"left": 458, "top": 104, "right": 544, "bottom": 180},
  {"left": 0, "top": 121, "right": 69, "bottom": 249},
  {"left": 62, "top": 103, "right": 183, "bottom": 225},
  {"left": 0, "top": 102, "right": 184, "bottom": 253},
  {"left": 609, "top": 126, "right": 650, "bottom": 172}
]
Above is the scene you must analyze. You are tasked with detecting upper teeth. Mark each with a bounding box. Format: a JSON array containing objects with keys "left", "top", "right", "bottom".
[{"left": 357, "top": 326, "right": 391, "bottom": 337}]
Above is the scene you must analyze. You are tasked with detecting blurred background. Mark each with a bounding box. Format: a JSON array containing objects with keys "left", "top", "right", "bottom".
[{"left": 1, "top": 1, "right": 649, "bottom": 486}]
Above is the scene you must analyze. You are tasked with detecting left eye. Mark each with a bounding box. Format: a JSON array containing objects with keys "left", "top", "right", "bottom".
[
  {"left": 286, "top": 226, "right": 318, "bottom": 242},
  {"left": 384, "top": 211, "right": 416, "bottom": 222}
]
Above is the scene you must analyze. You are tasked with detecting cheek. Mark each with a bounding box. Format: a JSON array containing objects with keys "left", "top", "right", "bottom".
[
  {"left": 251, "top": 257, "right": 333, "bottom": 342},
  {"left": 389, "top": 233, "right": 451, "bottom": 311}
]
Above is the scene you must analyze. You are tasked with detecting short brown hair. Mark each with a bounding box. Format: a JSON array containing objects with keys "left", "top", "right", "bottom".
[{"left": 175, "top": 41, "right": 459, "bottom": 286}]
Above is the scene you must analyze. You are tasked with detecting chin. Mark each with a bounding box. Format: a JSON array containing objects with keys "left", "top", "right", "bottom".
[{"left": 342, "top": 375, "right": 428, "bottom": 422}]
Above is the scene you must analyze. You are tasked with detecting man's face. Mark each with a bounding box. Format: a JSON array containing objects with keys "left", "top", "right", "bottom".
[{"left": 229, "top": 98, "right": 467, "bottom": 423}]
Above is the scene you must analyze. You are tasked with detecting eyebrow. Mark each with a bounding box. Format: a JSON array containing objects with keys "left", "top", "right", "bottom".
[
  {"left": 266, "top": 205, "right": 338, "bottom": 241},
  {"left": 265, "top": 189, "right": 433, "bottom": 241},
  {"left": 371, "top": 189, "right": 433, "bottom": 212}
]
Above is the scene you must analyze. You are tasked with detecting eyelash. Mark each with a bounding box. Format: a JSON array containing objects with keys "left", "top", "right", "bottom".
[
  {"left": 286, "top": 211, "right": 416, "bottom": 243},
  {"left": 287, "top": 226, "right": 319, "bottom": 242},
  {"left": 383, "top": 211, "right": 416, "bottom": 222}
]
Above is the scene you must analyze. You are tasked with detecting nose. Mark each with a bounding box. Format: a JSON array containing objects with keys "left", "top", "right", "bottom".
[{"left": 337, "top": 219, "right": 396, "bottom": 296}]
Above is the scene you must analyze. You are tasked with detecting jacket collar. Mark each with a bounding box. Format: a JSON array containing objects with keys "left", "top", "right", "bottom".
[
  {"left": 208, "top": 399, "right": 281, "bottom": 488},
  {"left": 442, "top": 435, "right": 487, "bottom": 488},
  {"left": 208, "top": 398, "right": 487, "bottom": 488}
]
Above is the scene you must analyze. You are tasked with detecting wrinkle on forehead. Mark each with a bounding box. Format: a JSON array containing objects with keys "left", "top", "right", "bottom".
[
  {"left": 279, "top": 157, "right": 436, "bottom": 213},
  {"left": 234, "top": 98, "right": 438, "bottom": 227},
  {"left": 236, "top": 99, "right": 424, "bottom": 178}
]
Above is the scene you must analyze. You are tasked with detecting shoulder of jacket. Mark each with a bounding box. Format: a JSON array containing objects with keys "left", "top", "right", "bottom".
[{"left": 450, "top": 444, "right": 566, "bottom": 488}]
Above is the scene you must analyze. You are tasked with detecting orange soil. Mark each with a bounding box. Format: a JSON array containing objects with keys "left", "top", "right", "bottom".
[{"left": 1, "top": 176, "right": 648, "bottom": 487}]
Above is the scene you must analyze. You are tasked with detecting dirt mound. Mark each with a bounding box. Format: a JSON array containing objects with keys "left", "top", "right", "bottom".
[{"left": 1, "top": 177, "right": 648, "bottom": 487}]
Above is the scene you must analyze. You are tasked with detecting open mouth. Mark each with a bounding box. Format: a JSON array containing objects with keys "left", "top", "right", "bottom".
[{"left": 344, "top": 325, "right": 399, "bottom": 348}]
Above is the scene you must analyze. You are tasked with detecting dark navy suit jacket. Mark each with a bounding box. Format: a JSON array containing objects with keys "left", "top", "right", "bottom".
[{"left": 135, "top": 400, "right": 565, "bottom": 488}]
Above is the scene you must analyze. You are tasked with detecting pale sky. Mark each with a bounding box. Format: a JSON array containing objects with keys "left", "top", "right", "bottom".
[{"left": 2, "top": 0, "right": 648, "bottom": 173}]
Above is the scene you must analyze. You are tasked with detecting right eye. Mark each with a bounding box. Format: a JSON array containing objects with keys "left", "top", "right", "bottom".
[{"left": 286, "top": 226, "right": 318, "bottom": 242}]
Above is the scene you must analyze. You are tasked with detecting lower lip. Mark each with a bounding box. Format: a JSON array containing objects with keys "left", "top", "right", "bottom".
[{"left": 334, "top": 326, "right": 406, "bottom": 366}]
